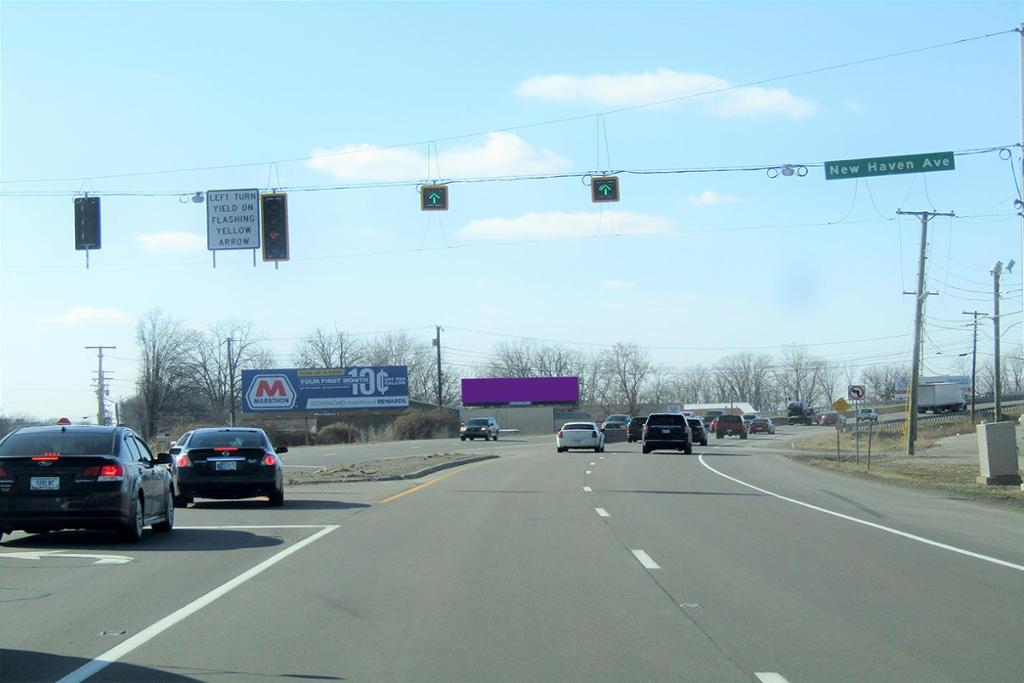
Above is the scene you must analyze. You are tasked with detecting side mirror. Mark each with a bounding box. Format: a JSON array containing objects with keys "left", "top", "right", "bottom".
[
  {"left": 275, "top": 446, "right": 289, "bottom": 454},
  {"left": 155, "top": 453, "right": 173, "bottom": 465}
]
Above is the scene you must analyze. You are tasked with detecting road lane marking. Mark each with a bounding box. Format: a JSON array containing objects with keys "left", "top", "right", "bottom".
[
  {"left": 380, "top": 458, "right": 495, "bottom": 503},
  {"left": 755, "top": 674, "right": 791, "bottom": 683},
  {"left": 583, "top": 486, "right": 592, "bottom": 492},
  {"left": 55, "top": 525, "right": 339, "bottom": 683},
  {"left": 174, "top": 525, "right": 333, "bottom": 529},
  {"left": 599, "top": 456, "right": 605, "bottom": 460},
  {"left": 631, "top": 549, "right": 660, "bottom": 569},
  {"left": 698, "top": 455, "right": 1024, "bottom": 574},
  {"left": 595, "top": 507, "right": 610, "bottom": 517},
  {"left": 585, "top": 470, "right": 592, "bottom": 474},
  {"left": 283, "top": 465, "right": 322, "bottom": 469},
  {"left": 589, "top": 462, "right": 595, "bottom": 465},
  {"left": 0, "top": 551, "right": 132, "bottom": 565}
]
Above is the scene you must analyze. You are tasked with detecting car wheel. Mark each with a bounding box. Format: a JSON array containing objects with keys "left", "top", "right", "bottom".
[
  {"left": 685, "top": 444, "right": 693, "bottom": 455},
  {"left": 701, "top": 440, "right": 708, "bottom": 447},
  {"left": 641, "top": 445, "right": 651, "bottom": 454},
  {"left": 740, "top": 433, "right": 747, "bottom": 440},
  {"left": 268, "top": 487, "right": 285, "bottom": 507},
  {"left": 153, "top": 493, "right": 174, "bottom": 533},
  {"left": 716, "top": 432, "right": 723, "bottom": 439},
  {"left": 492, "top": 432, "right": 498, "bottom": 441},
  {"left": 119, "top": 494, "right": 144, "bottom": 542},
  {"left": 460, "top": 436, "right": 466, "bottom": 441},
  {"left": 557, "top": 447, "right": 566, "bottom": 453}
]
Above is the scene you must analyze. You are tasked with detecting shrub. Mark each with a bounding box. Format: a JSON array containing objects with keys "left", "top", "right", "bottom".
[
  {"left": 317, "top": 422, "right": 362, "bottom": 445},
  {"left": 389, "top": 410, "right": 459, "bottom": 441}
]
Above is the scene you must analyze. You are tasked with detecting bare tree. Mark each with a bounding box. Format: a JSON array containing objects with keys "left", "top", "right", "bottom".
[
  {"left": 184, "top": 320, "right": 270, "bottom": 424},
  {"left": 483, "top": 340, "right": 537, "bottom": 377},
  {"left": 775, "top": 345, "right": 819, "bottom": 405},
  {"left": 365, "top": 332, "right": 434, "bottom": 403},
  {"left": 714, "top": 352, "right": 776, "bottom": 410},
  {"left": 600, "top": 342, "right": 652, "bottom": 415},
  {"left": 292, "top": 327, "right": 363, "bottom": 369},
  {"left": 811, "top": 358, "right": 842, "bottom": 406},
  {"left": 862, "top": 363, "right": 908, "bottom": 401},
  {"left": 135, "top": 309, "right": 191, "bottom": 440}
]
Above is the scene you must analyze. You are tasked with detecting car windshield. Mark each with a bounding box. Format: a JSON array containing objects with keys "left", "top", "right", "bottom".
[
  {"left": 188, "top": 431, "right": 267, "bottom": 449},
  {"left": 0, "top": 430, "right": 116, "bottom": 456},
  {"left": 466, "top": 418, "right": 490, "bottom": 426}
]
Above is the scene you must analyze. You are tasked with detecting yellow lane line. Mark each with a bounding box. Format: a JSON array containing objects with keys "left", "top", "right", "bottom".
[{"left": 379, "top": 457, "right": 499, "bottom": 503}]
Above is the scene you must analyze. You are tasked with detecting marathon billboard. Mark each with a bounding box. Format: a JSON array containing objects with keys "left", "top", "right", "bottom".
[
  {"left": 241, "top": 367, "right": 409, "bottom": 413},
  {"left": 461, "top": 376, "right": 579, "bottom": 406}
]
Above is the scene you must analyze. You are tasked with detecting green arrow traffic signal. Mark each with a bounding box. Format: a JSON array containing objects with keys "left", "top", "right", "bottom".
[
  {"left": 428, "top": 191, "right": 441, "bottom": 204},
  {"left": 598, "top": 184, "right": 611, "bottom": 196},
  {"left": 591, "top": 176, "right": 619, "bottom": 203},
  {"left": 421, "top": 185, "right": 448, "bottom": 211}
]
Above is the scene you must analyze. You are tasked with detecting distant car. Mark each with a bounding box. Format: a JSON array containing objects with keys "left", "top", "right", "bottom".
[
  {"left": 601, "top": 414, "right": 630, "bottom": 431},
  {"left": 716, "top": 414, "right": 747, "bottom": 439},
  {"left": 748, "top": 417, "right": 775, "bottom": 435},
  {"left": 168, "top": 427, "right": 286, "bottom": 507},
  {"left": 626, "top": 416, "right": 648, "bottom": 443},
  {"left": 686, "top": 417, "right": 709, "bottom": 446},
  {"left": 787, "top": 400, "right": 816, "bottom": 425},
  {"left": 0, "top": 424, "right": 174, "bottom": 542},
  {"left": 556, "top": 422, "right": 605, "bottom": 453},
  {"left": 642, "top": 413, "right": 693, "bottom": 454},
  {"left": 856, "top": 408, "right": 879, "bottom": 424},
  {"left": 741, "top": 414, "right": 757, "bottom": 428},
  {"left": 819, "top": 411, "right": 842, "bottom": 426},
  {"left": 460, "top": 417, "right": 499, "bottom": 441}
]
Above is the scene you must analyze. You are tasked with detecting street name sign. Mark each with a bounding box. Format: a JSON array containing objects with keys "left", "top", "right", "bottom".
[
  {"left": 824, "top": 152, "right": 954, "bottom": 181},
  {"left": 207, "top": 189, "right": 261, "bottom": 250}
]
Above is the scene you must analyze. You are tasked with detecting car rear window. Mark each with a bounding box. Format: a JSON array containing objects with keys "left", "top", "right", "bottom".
[
  {"left": 752, "top": 418, "right": 769, "bottom": 424},
  {"left": 466, "top": 418, "right": 490, "bottom": 426},
  {"left": 686, "top": 418, "right": 703, "bottom": 427},
  {"left": 629, "top": 417, "right": 647, "bottom": 425},
  {"left": 563, "top": 423, "right": 595, "bottom": 431},
  {"left": 647, "top": 414, "right": 686, "bottom": 426},
  {"left": 188, "top": 431, "right": 267, "bottom": 449},
  {"left": 719, "top": 415, "right": 742, "bottom": 424},
  {"left": 0, "top": 430, "right": 116, "bottom": 456}
]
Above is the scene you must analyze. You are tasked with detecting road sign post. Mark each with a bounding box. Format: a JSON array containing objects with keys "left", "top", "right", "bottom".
[
  {"left": 591, "top": 176, "right": 620, "bottom": 203},
  {"left": 420, "top": 185, "right": 448, "bottom": 211}
]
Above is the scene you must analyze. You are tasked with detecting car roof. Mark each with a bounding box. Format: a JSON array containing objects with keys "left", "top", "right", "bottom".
[
  {"left": 190, "top": 427, "right": 264, "bottom": 434},
  {"left": 11, "top": 424, "right": 120, "bottom": 435}
]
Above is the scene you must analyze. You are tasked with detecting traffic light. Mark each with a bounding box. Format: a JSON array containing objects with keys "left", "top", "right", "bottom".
[
  {"left": 591, "top": 176, "right": 620, "bottom": 203},
  {"left": 260, "top": 193, "right": 289, "bottom": 262},
  {"left": 74, "top": 196, "right": 101, "bottom": 250},
  {"left": 420, "top": 184, "right": 448, "bottom": 211}
]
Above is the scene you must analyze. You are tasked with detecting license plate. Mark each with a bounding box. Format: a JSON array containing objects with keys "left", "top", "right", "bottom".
[
  {"left": 215, "top": 461, "right": 237, "bottom": 471},
  {"left": 30, "top": 476, "right": 60, "bottom": 491},
  {"left": 661, "top": 429, "right": 671, "bottom": 434}
]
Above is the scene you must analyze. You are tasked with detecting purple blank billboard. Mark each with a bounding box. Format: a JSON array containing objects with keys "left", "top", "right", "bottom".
[{"left": 461, "top": 376, "right": 580, "bottom": 406}]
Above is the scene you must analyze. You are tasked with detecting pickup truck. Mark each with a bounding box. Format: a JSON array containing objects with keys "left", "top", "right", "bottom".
[{"left": 787, "top": 400, "right": 816, "bottom": 426}]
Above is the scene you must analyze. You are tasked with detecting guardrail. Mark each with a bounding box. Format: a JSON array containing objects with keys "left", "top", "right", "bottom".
[{"left": 842, "top": 401, "right": 1024, "bottom": 431}]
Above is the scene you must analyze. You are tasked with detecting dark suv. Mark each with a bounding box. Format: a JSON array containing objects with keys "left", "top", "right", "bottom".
[
  {"left": 787, "top": 400, "right": 816, "bottom": 426},
  {"left": 460, "top": 417, "right": 499, "bottom": 441},
  {"left": 716, "top": 414, "right": 747, "bottom": 439},
  {"left": 626, "top": 415, "right": 647, "bottom": 443},
  {"left": 642, "top": 413, "right": 692, "bottom": 454}
]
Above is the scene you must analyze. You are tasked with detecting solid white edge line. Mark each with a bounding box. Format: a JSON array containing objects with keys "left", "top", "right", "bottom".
[
  {"left": 755, "top": 673, "right": 791, "bottom": 683},
  {"left": 595, "top": 507, "right": 610, "bottom": 517},
  {"left": 631, "top": 549, "right": 660, "bottom": 569},
  {"left": 697, "top": 455, "right": 1024, "bottom": 574},
  {"left": 174, "top": 525, "right": 332, "bottom": 529},
  {"left": 583, "top": 486, "right": 592, "bottom": 493},
  {"left": 55, "top": 524, "right": 340, "bottom": 683}
]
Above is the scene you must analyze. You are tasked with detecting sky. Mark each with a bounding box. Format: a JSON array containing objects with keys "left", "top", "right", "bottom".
[{"left": 2, "top": 1, "right": 1023, "bottom": 420}]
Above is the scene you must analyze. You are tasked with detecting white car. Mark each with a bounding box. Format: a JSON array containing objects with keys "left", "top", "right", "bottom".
[{"left": 557, "top": 422, "right": 605, "bottom": 453}]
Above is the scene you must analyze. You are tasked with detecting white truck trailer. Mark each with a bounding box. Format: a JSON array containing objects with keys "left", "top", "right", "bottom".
[{"left": 918, "top": 382, "right": 966, "bottom": 413}]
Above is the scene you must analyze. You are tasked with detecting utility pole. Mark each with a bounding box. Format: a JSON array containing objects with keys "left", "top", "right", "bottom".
[
  {"left": 963, "top": 310, "right": 985, "bottom": 423},
  {"left": 85, "top": 345, "right": 115, "bottom": 425},
  {"left": 433, "top": 326, "right": 443, "bottom": 408},
  {"left": 992, "top": 262, "right": 1003, "bottom": 421},
  {"left": 898, "top": 210, "right": 954, "bottom": 455},
  {"left": 226, "top": 337, "right": 237, "bottom": 426}
]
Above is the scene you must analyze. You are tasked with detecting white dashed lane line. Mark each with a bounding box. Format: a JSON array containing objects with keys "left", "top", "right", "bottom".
[
  {"left": 583, "top": 486, "right": 592, "bottom": 492},
  {"left": 595, "top": 507, "right": 610, "bottom": 517},
  {"left": 585, "top": 470, "right": 592, "bottom": 474},
  {"left": 630, "top": 549, "right": 660, "bottom": 569},
  {"left": 755, "top": 673, "right": 791, "bottom": 683}
]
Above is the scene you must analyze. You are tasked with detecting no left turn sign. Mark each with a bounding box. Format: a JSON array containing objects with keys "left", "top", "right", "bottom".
[{"left": 848, "top": 385, "right": 866, "bottom": 401}]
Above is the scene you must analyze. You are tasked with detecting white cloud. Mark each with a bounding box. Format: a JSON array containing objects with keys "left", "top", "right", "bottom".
[
  {"left": 687, "top": 190, "right": 744, "bottom": 207},
  {"left": 457, "top": 211, "right": 673, "bottom": 241},
  {"left": 601, "top": 279, "right": 635, "bottom": 289},
  {"left": 47, "top": 307, "right": 133, "bottom": 326},
  {"left": 516, "top": 69, "right": 815, "bottom": 118},
  {"left": 136, "top": 232, "right": 205, "bottom": 252},
  {"left": 307, "top": 132, "right": 571, "bottom": 180}
]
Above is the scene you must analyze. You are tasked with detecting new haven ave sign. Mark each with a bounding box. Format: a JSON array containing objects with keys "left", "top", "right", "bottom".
[{"left": 824, "top": 151, "right": 955, "bottom": 180}]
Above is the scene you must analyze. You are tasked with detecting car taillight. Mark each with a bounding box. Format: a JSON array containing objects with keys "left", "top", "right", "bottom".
[
  {"left": 176, "top": 455, "right": 191, "bottom": 468},
  {"left": 0, "top": 466, "right": 7, "bottom": 477},
  {"left": 262, "top": 453, "right": 277, "bottom": 466},
  {"left": 557, "top": 430, "right": 563, "bottom": 438},
  {"left": 83, "top": 463, "right": 125, "bottom": 481}
]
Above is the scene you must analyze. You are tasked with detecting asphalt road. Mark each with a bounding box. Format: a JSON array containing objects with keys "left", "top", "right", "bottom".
[{"left": 3, "top": 431, "right": 1023, "bottom": 682}]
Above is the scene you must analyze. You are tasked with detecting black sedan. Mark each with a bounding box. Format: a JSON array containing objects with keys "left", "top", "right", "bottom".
[
  {"left": 168, "top": 427, "right": 286, "bottom": 507},
  {"left": 0, "top": 424, "right": 174, "bottom": 543}
]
